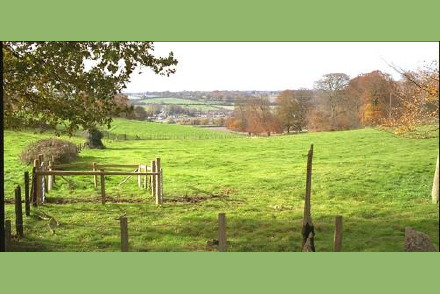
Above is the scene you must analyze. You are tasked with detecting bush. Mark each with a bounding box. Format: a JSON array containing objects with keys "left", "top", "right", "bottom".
[
  {"left": 87, "top": 128, "right": 106, "bottom": 149},
  {"left": 19, "top": 138, "right": 78, "bottom": 165}
]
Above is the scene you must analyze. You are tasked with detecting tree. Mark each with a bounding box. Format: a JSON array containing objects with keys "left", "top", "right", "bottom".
[
  {"left": 3, "top": 42, "right": 177, "bottom": 135},
  {"left": 314, "top": 73, "right": 350, "bottom": 130},
  {"left": 276, "top": 89, "right": 311, "bottom": 133},
  {"left": 112, "top": 93, "right": 134, "bottom": 118},
  {"left": 346, "top": 70, "right": 396, "bottom": 126},
  {"left": 132, "top": 106, "right": 148, "bottom": 121},
  {"left": 385, "top": 61, "right": 439, "bottom": 203}
]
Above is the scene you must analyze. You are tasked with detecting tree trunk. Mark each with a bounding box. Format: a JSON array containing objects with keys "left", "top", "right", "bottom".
[{"left": 432, "top": 155, "right": 439, "bottom": 204}]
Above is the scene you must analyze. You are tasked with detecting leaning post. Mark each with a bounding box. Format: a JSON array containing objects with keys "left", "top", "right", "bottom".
[{"left": 301, "top": 144, "right": 315, "bottom": 252}]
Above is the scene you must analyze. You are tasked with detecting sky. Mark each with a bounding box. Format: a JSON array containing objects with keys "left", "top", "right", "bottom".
[{"left": 124, "top": 42, "right": 439, "bottom": 93}]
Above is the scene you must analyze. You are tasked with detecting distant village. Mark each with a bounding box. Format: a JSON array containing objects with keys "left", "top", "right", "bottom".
[{"left": 124, "top": 90, "right": 279, "bottom": 126}]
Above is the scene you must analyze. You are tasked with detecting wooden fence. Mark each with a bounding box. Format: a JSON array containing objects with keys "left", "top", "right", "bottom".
[{"left": 31, "top": 155, "right": 164, "bottom": 206}]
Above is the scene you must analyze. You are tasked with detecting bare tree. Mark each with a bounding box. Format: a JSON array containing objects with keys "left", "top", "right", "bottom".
[{"left": 314, "top": 73, "right": 350, "bottom": 130}]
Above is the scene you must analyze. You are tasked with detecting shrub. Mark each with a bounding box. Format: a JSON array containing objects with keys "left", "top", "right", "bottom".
[
  {"left": 19, "top": 138, "right": 78, "bottom": 165},
  {"left": 87, "top": 128, "right": 106, "bottom": 149}
]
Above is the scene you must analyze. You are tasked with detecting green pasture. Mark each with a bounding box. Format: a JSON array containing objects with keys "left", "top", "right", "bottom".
[
  {"left": 3, "top": 121, "right": 439, "bottom": 251},
  {"left": 102, "top": 118, "right": 239, "bottom": 139},
  {"left": 138, "top": 97, "right": 233, "bottom": 111}
]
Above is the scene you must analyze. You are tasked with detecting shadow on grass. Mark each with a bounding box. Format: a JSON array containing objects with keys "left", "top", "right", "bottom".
[{"left": 7, "top": 203, "right": 439, "bottom": 252}]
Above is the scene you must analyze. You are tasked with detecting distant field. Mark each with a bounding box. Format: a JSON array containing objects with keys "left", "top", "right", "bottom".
[
  {"left": 3, "top": 122, "right": 439, "bottom": 252},
  {"left": 137, "top": 97, "right": 233, "bottom": 111},
  {"left": 102, "top": 118, "right": 240, "bottom": 140}
]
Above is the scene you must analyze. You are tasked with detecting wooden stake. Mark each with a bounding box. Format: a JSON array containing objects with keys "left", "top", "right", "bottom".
[
  {"left": 218, "top": 213, "right": 227, "bottom": 252},
  {"left": 120, "top": 217, "right": 129, "bottom": 252},
  {"left": 51, "top": 155, "right": 56, "bottom": 184},
  {"left": 31, "top": 165, "right": 37, "bottom": 206},
  {"left": 15, "top": 186, "right": 23, "bottom": 238},
  {"left": 48, "top": 161, "right": 53, "bottom": 191},
  {"left": 150, "top": 160, "right": 154, "bottom": 193},
  {"left": 301, "top": 144, "right": 315, "bottom": 251},
  {"left": 5, "top": 220, "right": 11, "bottom": 252},
  {"left": 36, "top": 170, "right": 42, "bottom": 206},
  {"left": 143, "top": 165, "right": 148, "bottom": 189},
  {"left": 160, "top": 168, "right": 164, "bottom": 204},
  {"left": 93, "top": 162, "right": 98, "bottom": 188},
  {"left": 151, "top": 160, "right": 157, "bottom": 198},
  {"left": 334, "top": 216, "right": 343, "bottom": 252},
  {"left": 155, "top": 158, "right": 161, "bottom": 205},
  {"left": 100, "top": 170, "right": 105, "bottom": 204},
  {"left": 24, "top": 171, "right": 30, "bottom": 216},
  {"left": 137, "top": 164, "right": 142, "bottom": 188}
]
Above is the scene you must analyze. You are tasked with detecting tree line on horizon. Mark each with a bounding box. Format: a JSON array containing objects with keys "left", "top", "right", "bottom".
[{"left": 225, "top": 64, "right": 439, "bottom": 136}]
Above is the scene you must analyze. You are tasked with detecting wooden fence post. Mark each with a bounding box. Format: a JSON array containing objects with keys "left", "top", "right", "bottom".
[
  {"left": 120, "top": 217, "right": 129, "bottom": 252},
  {"left": 144, "top": 165, "right": 148, "bottom": 189},
  {"left": 51, "top": 155, "right": 56, "bottom": 184},
  {"left": 24, "top": 171, "right": 30, "bottom": 216},
  {"left": 15, "top": 186, "right": 24, "bottom": 238},
  {"left": 100, "top": 169, "right": 105, "bottom": 204},
  {"left": 160, "top": 168, "right": 164, "bottom": 204},
  {"left": 151, "top": 160, "right": 157, "bottom": 197},
  {"left": 32, "top": 160, "right": 38, "bottom": 206},
  {"left": 93, "top": 162, "right": 98, "bottom": 188},
  {"left": 137, "top": 163, "right": 142, "bottom": 188},
  {"left": 334, "top": 215, "right": 343, "bottom": 252},
  {"left": 5, "top": 220, "right": 11, "bottom": 252},
  {"left": 155, "top": 158, "right": 161, "bottom": 205},
  {"left": 48, "top": 161, "right": 53, "bottom": 191},
  {"left": 38, "top": 154, "right": 47, "bottom": 195},
  {"left": 301, "top": 144, "right": 315, "bottom": 252},
  {"left": 218, "top": 213, "right": 227, "bottom": 252},
  {"left": 36, "top": 164, "right": 42, "bottom": 206}
]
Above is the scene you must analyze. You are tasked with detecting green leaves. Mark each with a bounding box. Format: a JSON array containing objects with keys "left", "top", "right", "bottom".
[{"left": 3, "top": 42, "right": 178, "bottom": 135}]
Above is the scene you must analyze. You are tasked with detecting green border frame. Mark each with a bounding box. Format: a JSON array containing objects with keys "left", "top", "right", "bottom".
[
  {"left": 1, "top": 0, "right": 440, "bottom": 40},
  {"left": 1, "top": 1, "right": 439, "bottom": 293}
]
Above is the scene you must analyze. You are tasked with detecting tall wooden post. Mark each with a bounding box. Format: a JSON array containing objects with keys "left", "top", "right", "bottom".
[
  {"left": 151, "top": 160, "right": 157, "bottom": 198},
  {"left": 32, "top": 160, "right": 39, "bottom": 206},
  {"left": 137, "top": 164, "right": 142, "bottom": 188},
  {"left": 218, "top": 213, "right": 227, "bottom": 252},
  {"left": 38, "top": 154, "right": 47, "bottom": 198},
  {"left": 38, "top": 154, "right": 44, "bottom": 164},
  {"left": 160, "top": 168, "right": 164, "bottom": 203},
  {"left": 24, "top": 171, "right": 30, "bottom": 216},
  {"left": 48, "top": 161, "right": 53, "bottom": 191},
  {"left": 144, "top": 165, "right": 148, "bottom": 189},
  {"left": 5, "top": 220, "right": 11, "bottom": 252},
  {"left": 155, "top": 158, "right": 161, "bottom": 205},
  {"left": 334, "top": 216, "right": 343, "bottom": 252},
  {"left": 51, "top": 155, "right": 56, "bottom": 184},
  {"left": 301, "top": 144, "right": 315, "bottom": 252},
  {"left": 35, "top": 160, "right": 42, "bottom": 206},
  {"left": 100, "top": 169, "right": 106, "bottom": 204},
  {"left": 93, "top": 162, "right": 98, "bottom": 188},
  {"left": 120, "top": 217, "right": 129, "bottom": 252},
  {"left": 5, "top": 219, "right": 12, "bottom": 252},
  {"left": 15, "top": 186, "right": 23, "bottom": 238}
]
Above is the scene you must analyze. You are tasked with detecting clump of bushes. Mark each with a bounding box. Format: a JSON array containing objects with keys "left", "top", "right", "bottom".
[
  {"left": 19, "top": 138, "right": 78, "bottom": 165},
  {"left": 86, "top": 128, "right": 106, "bottom": 149}
]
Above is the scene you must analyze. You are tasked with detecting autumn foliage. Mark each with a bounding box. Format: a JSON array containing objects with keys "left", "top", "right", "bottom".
[{"left": 226, "top": 97, "right": 282, "bottom": 135}]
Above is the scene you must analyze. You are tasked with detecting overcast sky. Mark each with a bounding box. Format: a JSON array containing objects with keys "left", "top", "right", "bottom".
[{"left": 124, "top": 42, "right": 439, "bottom": 93}]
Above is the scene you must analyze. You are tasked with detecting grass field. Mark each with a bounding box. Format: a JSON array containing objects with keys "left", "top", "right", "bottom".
[
  {"left": 138, "top": 97, "right": 233, "bottom": 111},
  {"left": 3, "top": 120, "right": 439, "bottom": 252},
  {"left": 101, "top": 118, "right": 240, "bottom": 140}
]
